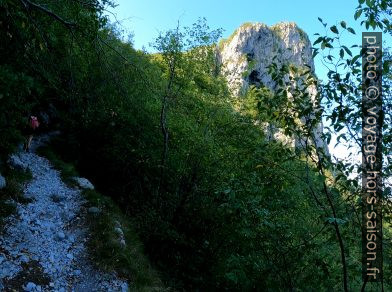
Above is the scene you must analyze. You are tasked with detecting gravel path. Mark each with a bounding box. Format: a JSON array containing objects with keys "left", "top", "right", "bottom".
[{"left": 0, "top": 137, "right": 128, "bottom": 292}]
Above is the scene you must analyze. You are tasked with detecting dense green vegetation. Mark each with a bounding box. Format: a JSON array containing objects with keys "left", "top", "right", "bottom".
[{"left": 1, "top": 0, "right": 391, "bottom": 291}]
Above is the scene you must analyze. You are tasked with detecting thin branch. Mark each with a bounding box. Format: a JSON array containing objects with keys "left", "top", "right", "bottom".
[{"left": 20, "top": 0, "right": 76, "bottom": 28}]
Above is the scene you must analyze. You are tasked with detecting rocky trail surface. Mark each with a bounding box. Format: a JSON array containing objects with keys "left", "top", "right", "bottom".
[{"left": 0, "top": 135, "right": 128, "bottom": 291}]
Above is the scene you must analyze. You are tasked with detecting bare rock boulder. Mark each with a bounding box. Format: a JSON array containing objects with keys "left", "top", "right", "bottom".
[{"left": 73, "top": 177, "right": 94, "bottom": 190}]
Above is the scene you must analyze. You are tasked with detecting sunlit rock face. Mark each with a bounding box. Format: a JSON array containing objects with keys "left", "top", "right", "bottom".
[{"left": 218, "top": 22, "right": 328, "bottom": 154}]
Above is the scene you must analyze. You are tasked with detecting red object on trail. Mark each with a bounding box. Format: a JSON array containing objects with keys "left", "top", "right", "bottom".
[{"left": 30, "top": 116, "right": 40, "bottom": 130}]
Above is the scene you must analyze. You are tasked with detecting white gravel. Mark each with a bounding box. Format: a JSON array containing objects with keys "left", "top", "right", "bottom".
[{"left": 0, "top": 138, "right": 128, "bottom": 292}]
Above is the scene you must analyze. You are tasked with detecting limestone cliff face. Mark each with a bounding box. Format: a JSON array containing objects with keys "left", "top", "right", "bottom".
[
  {"left": 218, "top": 22, "right": 328, "bottom": 153},
  {"left": 218, "top": 22, "right": 315, "bottom": 95}
]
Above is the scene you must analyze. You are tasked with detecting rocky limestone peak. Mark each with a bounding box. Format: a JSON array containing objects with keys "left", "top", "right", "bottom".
[
  {"left": 218, "top": 22, "right": 328, "bottom": 154},
  {"left": 218, "top": 21, "right": 314, "bottom": 95}
]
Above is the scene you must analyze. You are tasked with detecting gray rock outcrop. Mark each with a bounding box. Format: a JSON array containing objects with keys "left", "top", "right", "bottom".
[
  {"left": 73, "top": 177, "right": 94, "bottom": 190},
  {"left": 218, "top": 22, "right": 328, "bottom": 153}
]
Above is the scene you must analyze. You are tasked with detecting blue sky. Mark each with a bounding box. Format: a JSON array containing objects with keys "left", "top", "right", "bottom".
[{"left": 107, "top": 0, "right": 370, "bottom": 79}]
